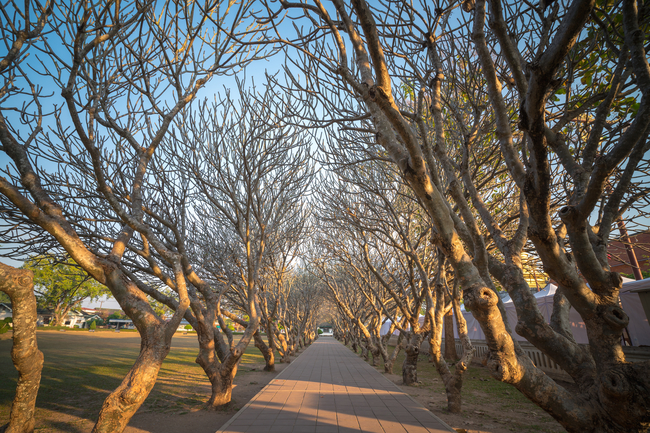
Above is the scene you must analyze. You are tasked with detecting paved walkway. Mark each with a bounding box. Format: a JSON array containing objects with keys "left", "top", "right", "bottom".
[{"left": 217, "top": 338, "right": 455, "bottom": 433}]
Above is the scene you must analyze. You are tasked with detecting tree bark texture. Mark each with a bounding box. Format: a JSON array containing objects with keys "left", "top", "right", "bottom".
[
  {"left": 207, "top": 366, "right": 237, "bottom": 407},
  {"left": 92, "top": 268, "right": 190, "bottom": 433},
  {"left": 0, "top": 263, "right": 43, "bottom": 433},
  {"left": 254, "top": 331, "right": 275, "bottom": 372},
  {"left": 92, "top": 329, "right": 172, "bottom": 433},
  {"left": 443, "top": 309, "right": 457, "bottom": 360},
  {"left": 275, "top": 331, "right": 291, "bottom": 363},
  {"left": 402, "top": 333, "right": 423, "bottom": 385},
  {"left": 199, "top": 305, "right": 261, "bottom": 408},
  {"left": 384, "top": 332, "right": 405, "bottom": 374}
]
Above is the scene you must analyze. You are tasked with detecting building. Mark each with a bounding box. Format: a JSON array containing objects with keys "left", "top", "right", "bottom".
[
  {"left": 108, "top": 319, "right": 135, "bottom": 330},
  {"left": 608, "top": 231, "right": 650, "bottom": 278},
  {"left": 177, "top": 319, "right": 193, "bottom": 332},
  {"left": 91, "top": 308, "right": 122, "bottom": 321},
  {"left": 37, "top": 309, "right": 102, "bottom": 328},
  {"left": 318, "top": 324, "right": 333, "bottom": 336},
  {"left": 0, "top": 303, "right": 11, "bottom": 321}
]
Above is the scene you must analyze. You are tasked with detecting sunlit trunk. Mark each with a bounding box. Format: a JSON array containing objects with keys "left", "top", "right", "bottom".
[
  {"left": 384, "top": 332, "right": 405, "bottom": 374},
  {"left": 360, "top": 343, "right": 369, "bottom": 361},
  {"left": 276, "top": 332, "right": 291, "bottom": 363},
  {"left": 92, "top": 268, "right": 189, "bottom": 433},
  {"left": 0, "top": 264, "right": 43, "bottom": 433},
  {"left": 92, "top": 329, "right": 171, "bottom": 433},
  {"left": 254, "top": 331, "right": 275, "bottom": 372},
  {"left": 207, "top": 367, "right": 237, "bottom": 407}
]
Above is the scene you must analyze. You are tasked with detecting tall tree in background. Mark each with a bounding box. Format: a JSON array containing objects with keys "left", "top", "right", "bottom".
[{"left": 24, "top": 255, "right": 108, "bottom": 326}]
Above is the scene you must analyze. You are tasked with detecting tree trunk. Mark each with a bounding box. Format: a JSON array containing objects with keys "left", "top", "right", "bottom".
[
  {"left": 443, "top": 308, "right": 457, "bottom": 360},
  {"left": 384, "top": 358, "right": 395, "bottom": 374},
  {"left": 0, "top": 264, "right": 43, "bottom": 433},
  {"left": 92, "top": 328, "right": 172, "bottom": 433},
  {"left": 360, "top": 343, "right": 369, "bottom": 361},
  {"left": 208, "top": 366, "right": 237, "bottom": 407},
  {"left": 382, "top": 332, "right": 404, "bottom": 374},
  {"left": 197, "top": 303, "right": 261, "bottom": 408},
  {"left": 194, "top": 318, "right": 227, "bottom": 408},
  {"left": 53, "top": 312, "right": 64, "bottom": 327},
  {"left": 197, "top": 334, "right": 250, "bottom": 408},
  {"left": 92, "top": 267, "right": 190, "bottom": 433},
  {"left": 276, "top": 332, "right": 291, "bottom": 363},
  {"left": 296, "top": 334, "right": 303, "bottom": 350},
  {"left": 265, "top": 320, "right": 277, "bottom": 357},
  {"left": 254, "top": 331, "right": 275, "bottom": 372},
  {"left": 402, "top": 333, "right": 422, "bottom": 385},
  {"left": 370, "top": 344, "right": 381, "bottom": 367}
]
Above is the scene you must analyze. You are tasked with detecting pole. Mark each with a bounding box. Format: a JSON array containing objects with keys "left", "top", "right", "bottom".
[{"left": 617, "top": 220, "right": 643, "bottom": 280}]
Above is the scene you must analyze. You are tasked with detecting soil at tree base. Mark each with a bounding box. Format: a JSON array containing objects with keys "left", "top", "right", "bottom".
[{"left": 382, "top": 368, "right": 567, "bottom": 433}]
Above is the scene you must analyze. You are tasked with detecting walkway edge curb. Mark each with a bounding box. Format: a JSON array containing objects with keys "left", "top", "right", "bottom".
[{"left": 215, "top": 343, "right": 309, "bottom": 433}]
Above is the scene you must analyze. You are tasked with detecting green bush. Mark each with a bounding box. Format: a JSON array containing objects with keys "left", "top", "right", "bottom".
[
  {"left": 318, "top": 329, "right": 323, "bottom": 335},
  {"left": 184, "top": 324, "right": 193, "bottom": 331},
  {"left": 90, "top": 321, "right": 97, "bottom": 330},
  {"left": 0, "top": 317, "right": 12, "bottom": 334}
]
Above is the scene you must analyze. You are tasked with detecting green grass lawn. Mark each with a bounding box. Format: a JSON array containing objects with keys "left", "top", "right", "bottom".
[{"left": 0, "top": 331, "right": 278, "bottom": 431}]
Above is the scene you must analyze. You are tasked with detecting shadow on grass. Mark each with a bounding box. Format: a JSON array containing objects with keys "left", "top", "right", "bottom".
[{"left": 0, "top": 331, "right": 277, "bottom": 429}]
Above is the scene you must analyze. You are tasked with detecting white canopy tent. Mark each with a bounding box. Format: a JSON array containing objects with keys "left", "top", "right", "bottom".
[
  {"left": 619, "top": 278, "right": 650, "bottom": 346},
  {"left": 379, "top": 320, "right": 393, "bottom": 336},
  {"left": 451, "top": 278, "right": 650, "bottom": 346}
]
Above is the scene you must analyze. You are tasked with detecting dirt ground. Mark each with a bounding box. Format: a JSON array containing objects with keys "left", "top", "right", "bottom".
[
  {"left": 125, "top": 366, "right": 286, "bottom": 433},
  {"left": 22, "top": 366, "right": 288, "bottom": 433},
  {"left": 374, "top": 357, "right": 567, "bottom": 433}
]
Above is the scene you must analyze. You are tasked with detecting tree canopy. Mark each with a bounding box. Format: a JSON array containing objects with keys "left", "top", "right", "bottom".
[
  {"left": 0, "top": 0, "right": 649, "bottom": 432},
  {"left": 23, "top": 256, "right": 109, "bottom": 326}
]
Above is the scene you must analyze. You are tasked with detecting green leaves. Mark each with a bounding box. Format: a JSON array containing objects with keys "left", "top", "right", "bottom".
[
  {"left": 0, "top": 317, "right": 12, "bottom": 334},
  {"left": 22, "top": 255, "right": 109, "bottom": 324}
]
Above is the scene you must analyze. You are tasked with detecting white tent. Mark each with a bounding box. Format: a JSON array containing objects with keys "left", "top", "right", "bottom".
[
  {"left": 619, "top": 278, "right": 650, "bottom": 346},
  {"left": 379, "top": 319, "right": 393, "bottom": 336},
  {"left": 453, "top": 278, "right": 650, "bottom": 346}
]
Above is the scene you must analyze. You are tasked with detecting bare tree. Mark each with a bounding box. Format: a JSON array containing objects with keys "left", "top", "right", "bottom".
[
  {"left": 260, "top": 0, "right": 650, "bottom": 430},
  {"left": 254, "top": 213, "right": 309, "bottom": 370},
  {"left": 178, "top": 82, "right": 313, "bottom": 404},
  {"left": 0, "top": 0, "right": 269, "bottom": 430},
  {"left": 312, "top": 158, "right": 473, "bottom": 410}
]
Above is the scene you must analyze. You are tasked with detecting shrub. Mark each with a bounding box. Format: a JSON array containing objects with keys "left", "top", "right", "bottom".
[
  {"left": 0, "top": 317, "right": 12, "bottom": 334},
  {"left": 318, "top": 329, "right": 323, "bottom": 335},
  {"left": 90, "top": 321, "right": 97, "bottom": 330}
]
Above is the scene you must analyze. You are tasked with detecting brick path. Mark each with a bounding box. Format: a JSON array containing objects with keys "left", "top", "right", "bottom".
[{"left": 217, "top": 338, "right": 455, "bottom": 433}]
